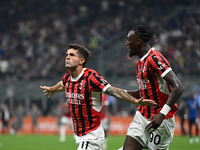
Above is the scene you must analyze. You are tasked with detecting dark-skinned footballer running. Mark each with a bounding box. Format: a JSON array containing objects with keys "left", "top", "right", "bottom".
[{"left": 119, "top": 25, "right": 184, "bottom": 150}]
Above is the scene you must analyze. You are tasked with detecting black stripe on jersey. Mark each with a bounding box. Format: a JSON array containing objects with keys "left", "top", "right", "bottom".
[
  {"left": 70, "top": 82, "right": 79, "bottom": 136},
  {"left": 63, "top": 74, "right": 70, "bottom": 85},
  {"left": 138, "top": 62, "right": 143, "bottom": 112},
  {"left": 159, "top": 54, "right": 170, "bottom": 67},
  {"left": 85, "top": 72, "right": 93, "bottom": 128},
  {"left": 143, "top": 59, "right": 151, "bottom": 118},
  {"left": 151, "top": 55, "right": 166, "bottom": 73},
  {"left": 138, "top": 90, "right": 143, "bottom": 112},
  {"left": 77, "top": 76, "right": 86, "bottom": 135},
  {"left": 146, "top": 63, "right": 158, "bottom": 117},
  {"left": 89, "top": 73, "right": 104, "bottom": 91},
  {"left": 141, "top": 60, "right": 148, "bottom": 117},
  {"left": 138, "top": 106, "right": 142, "bottom": 111},
  {"left": 138, "top": 62, "right": 143, "bottom": 97},
  {"left": 93, "top": 72, "right": 108, "bottom": 86},
  {"left": 173, "top": 105, "right": 177, "bottom": 109},
  {"left": 65, "top": 74, "right": 70, "bottom": 82},
  {"left": 90, "top": 80, "right": 102, "bottom": 92},
  {"left": 62, "top": 74, "right": 69, "bottom": 86}
]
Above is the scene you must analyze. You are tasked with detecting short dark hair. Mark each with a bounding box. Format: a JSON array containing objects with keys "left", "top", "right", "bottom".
[
  {"left": 68, "top": 43, "right": 91, "bottom": 67},
  {"left": 131, "top": 25, "right": 155, "bottom": 42}
]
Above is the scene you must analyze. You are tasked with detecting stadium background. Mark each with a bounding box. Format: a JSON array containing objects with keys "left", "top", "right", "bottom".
[{"left": 0, "top": 0, "right": 200, "bottom": 149}]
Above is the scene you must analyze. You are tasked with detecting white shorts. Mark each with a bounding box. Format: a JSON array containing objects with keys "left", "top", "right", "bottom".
[
  {"left": 127, "top": 111, "right": 175, "bottom": 150},
  {"left": 101, "top": 118, "right": 110, "bottom": 131},
  {"left": 74, "top": 124, "right": 105, "bottom": 150},
  {"left": 60, "top": 116, "right": 72, "bottom": 127}
]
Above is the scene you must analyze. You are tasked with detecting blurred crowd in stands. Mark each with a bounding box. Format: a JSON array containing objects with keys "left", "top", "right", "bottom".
[
  {"left": 1, "top": 1, "right": 200, "bottom": 138},
  {"left": 0, "top": 0, "right": 200, "bottom": 83}
]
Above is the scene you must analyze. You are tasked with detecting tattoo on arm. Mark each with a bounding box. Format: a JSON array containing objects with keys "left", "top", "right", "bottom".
[{"left": 105, "top": 86, "right": 136, "bottom": 103}]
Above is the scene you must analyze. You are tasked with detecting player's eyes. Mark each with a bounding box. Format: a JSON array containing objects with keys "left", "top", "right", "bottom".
[{"left": 66, "top": 53, "right": 75, "bottom": 56}]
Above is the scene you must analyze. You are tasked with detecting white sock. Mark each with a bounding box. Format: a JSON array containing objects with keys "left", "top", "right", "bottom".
[
  {"left": 60, "top": 124, "right": 66, "bottom": 141},
  {"left": 102, "top": 139, "right": 107, "bottom": 150}
]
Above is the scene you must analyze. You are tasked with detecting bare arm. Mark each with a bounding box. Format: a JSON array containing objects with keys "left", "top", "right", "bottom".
[
  {"left": 40, "top": 81, "right": 65, "bottom": 98},
  {"left": 163, "top": 71, "right": 184, "bottom": 107},
  {"left": 127, "top": 89, "right": 140, "bottom": 99},
  {"left": 105, "top": 86, "right": 157, "bottom": 106},
  {"left": 105, "top": 86, "right": 138, "bottom": 104},
  {"left": 145, "top": 70, "right": 184, "bottom": 131}
]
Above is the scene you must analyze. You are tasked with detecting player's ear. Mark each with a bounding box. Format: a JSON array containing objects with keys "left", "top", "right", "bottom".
[
  {"left": 80, "top": 58, "right": 85, "bottom": 65},
  {"left": 137, "top": 39, "right": 143, "bottom": 45}
]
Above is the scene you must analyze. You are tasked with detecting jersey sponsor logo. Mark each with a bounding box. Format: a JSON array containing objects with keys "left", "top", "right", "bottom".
[
  {"left": 137, "top": 78, "right": 150, "bottom": 90},
  {"left": 65, "top": 92, "right": 84, "bottom": 105}
]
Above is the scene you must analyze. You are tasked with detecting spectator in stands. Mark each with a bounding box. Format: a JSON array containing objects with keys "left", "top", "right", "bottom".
[{"left": 1, "top": 0, "right": 200, "bottom": 83}]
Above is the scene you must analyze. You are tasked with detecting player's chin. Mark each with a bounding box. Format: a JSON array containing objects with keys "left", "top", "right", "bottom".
[
  {"left": 129, "top": 52, "right": 134, "bottom": 57},
  {"left": 65, "top": 65, "right": 71, "bottom": 69},
  {"left": 128, "top": 49, "right": 133, "bottom": 57}
]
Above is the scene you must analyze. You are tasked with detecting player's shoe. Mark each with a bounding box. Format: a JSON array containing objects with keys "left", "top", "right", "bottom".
[
  {"left": 195, "top": 137, "right": 199, "bottom": 143},
  {"left": 59, "top": 138, "right": 65, "bottom": 143},
  {"left": 189, "top": 138, "right": 193, "bottom": 144}
]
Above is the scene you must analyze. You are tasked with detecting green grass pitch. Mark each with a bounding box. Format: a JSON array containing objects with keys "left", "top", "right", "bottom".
[{"left": 0, "top": 135, "right": 199, "bottom": 150}]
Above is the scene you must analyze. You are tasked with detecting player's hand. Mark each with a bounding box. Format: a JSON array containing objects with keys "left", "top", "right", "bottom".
[
  {"left": 40, "top": 86, "right": 55, "bottom": 98},
  {"left": 145, "top": 113, "right": 165, "bottom": 131},
  {"left": 137, "top": 97, "right": 157, "bottom": 107}
]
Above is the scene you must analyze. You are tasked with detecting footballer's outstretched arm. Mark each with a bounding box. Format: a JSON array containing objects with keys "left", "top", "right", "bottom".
[
  {"left": 105, "top": 86, "right": 157, "bottom": 107},
  {"left": 126, "top": 89, "right": 140, "bottom": 99},
  {"left": 40, "top": 81, "right": 65, "bottom": 98}
]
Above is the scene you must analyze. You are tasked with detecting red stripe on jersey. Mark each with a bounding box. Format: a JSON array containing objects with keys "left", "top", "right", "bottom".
[
  {"left": 136, "top": 48, "right": 177, "bottom": 119},
  {"left": 62, "top": 68, "right": 109, "bottom": 136},
  {"left": 61, "top": 102, "right": 71, "bottom": 117}
]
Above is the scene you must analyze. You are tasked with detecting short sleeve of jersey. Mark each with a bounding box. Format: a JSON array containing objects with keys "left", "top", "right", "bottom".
[
  {"left": 90, "top": 72, "right": 110, "bottom": 92},
  {"left": 62, "top": 72, "right": 70, "bottom": 87},
  {"left": 62, "top": 76, "right": 65, "bottom": 87},
  {"left": 149, "top": 52, "right": 172, "bottom": 78}
]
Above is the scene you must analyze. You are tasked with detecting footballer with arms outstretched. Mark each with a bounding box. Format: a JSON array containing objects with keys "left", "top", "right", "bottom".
[
  {"left": 40, "top": 43, "right": 157, "bottom": 150},
  {"left": 118, "top": 25, "right": 184, "bottom": 150}
]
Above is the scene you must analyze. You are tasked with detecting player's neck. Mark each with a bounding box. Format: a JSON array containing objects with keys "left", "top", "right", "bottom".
[
  {"left": 69, "top": 65, "right": 83, "bottom": 78},
  {"left": 138, "top": 44, "right": 150, "bottom": 58}
]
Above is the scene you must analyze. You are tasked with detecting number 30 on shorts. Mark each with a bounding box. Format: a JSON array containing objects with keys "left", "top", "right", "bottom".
[{"left": 149, "top": 132, "right": 161, "bottom": 145}]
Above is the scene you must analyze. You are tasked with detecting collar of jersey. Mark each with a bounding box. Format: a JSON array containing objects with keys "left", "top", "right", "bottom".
[
  {"left": 71, "top": 68, "right": 86, "bottom": 82},
  {"left": 140, "top": 47, "right": 155, "bottom": 62}
]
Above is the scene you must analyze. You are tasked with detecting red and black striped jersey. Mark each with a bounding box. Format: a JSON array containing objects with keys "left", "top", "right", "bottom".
[
  {"left": 100, "top": 94, "right": 110, "bottom": 119},
  {"left": 62, "top": 68, "right": 110, "bottom": 136},
  {"left": 61, "top": 102, "right": 71, "bottom": 118},
  {"left": 136, "top": 47, "right": 177, "bottom": 119}
]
